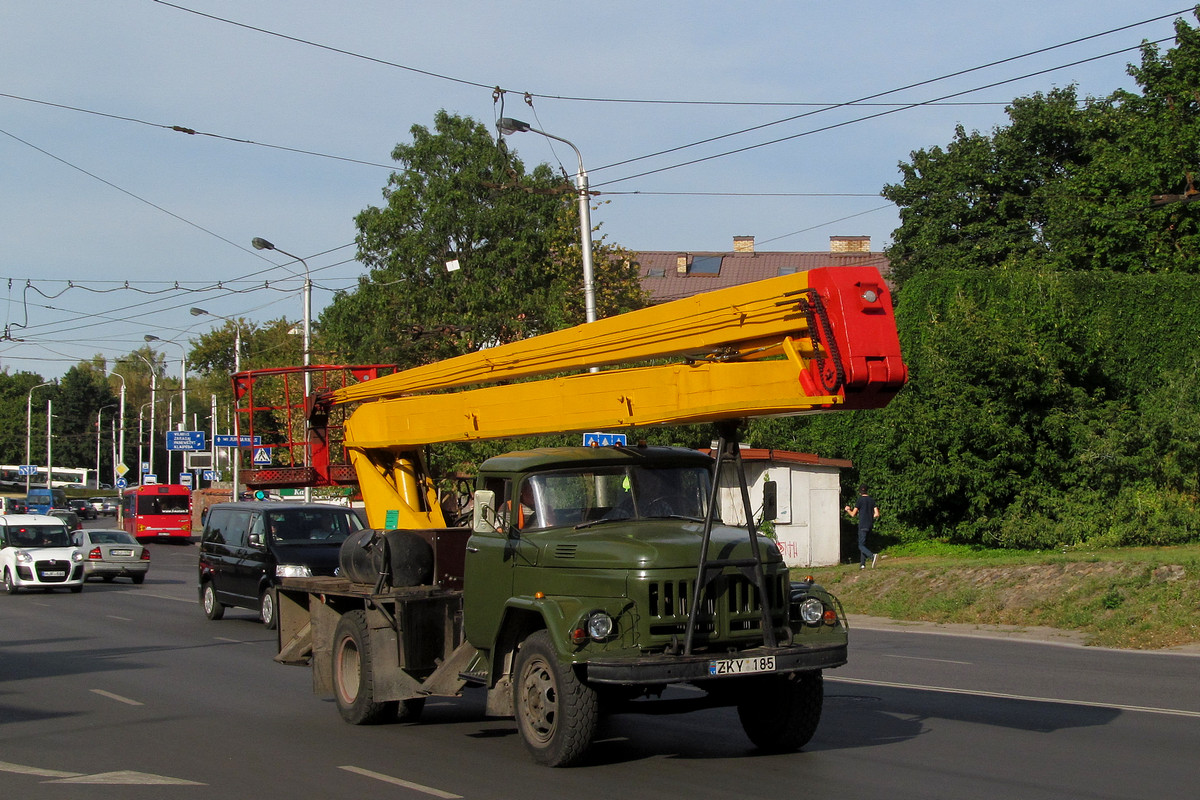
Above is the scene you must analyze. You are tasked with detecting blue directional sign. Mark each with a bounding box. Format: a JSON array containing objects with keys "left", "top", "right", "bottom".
[
  {"left": 583, "top": 432, "right": 628, "bottom": 447},
  {"left": 18, "top": 464, "right": 37, "bottom": 476},
  {"left": 214, "top": 434, "right": 262, "bottom": 448},
  {"left": 115, "top": 477, "right": 127, "bottom": 489},
  {"left": 166, "top": 431, "right": 207, "bottom": 451},
  {"left": 202, "top": 470, "right": 216, "bottom": 481}
]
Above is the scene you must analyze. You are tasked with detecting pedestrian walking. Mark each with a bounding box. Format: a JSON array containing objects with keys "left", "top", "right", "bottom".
[{"left": 845, "top": 485, "right": 880, "bottom": 569}]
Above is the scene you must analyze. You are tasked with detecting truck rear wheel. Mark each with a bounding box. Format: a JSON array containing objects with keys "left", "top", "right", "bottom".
[
  {"left": 737, "top": 671, "right": 823, "bottom": 752},
  {"left": 333, "top": 610, "right": 398, "bottom": 725},
  {"left": 513, "top": 630, "right": 598, "bottom": 767}
]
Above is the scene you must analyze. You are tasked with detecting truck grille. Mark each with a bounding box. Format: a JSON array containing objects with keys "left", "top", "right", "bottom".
[{"left": 641, "top": 571, "right": 788, "bottom": 644}]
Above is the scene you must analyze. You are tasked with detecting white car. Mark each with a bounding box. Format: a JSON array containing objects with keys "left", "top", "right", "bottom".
[{"left": 1, "top": 514, "right": 84, "bottom": 594}]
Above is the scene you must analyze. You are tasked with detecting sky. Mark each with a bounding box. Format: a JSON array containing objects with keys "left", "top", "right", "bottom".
[{"left": 1, "top": 0, "right": 1195, "bottom": 380}]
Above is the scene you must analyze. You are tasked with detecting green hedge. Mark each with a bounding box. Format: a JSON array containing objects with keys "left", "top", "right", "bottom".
[{"left": 749, "top": 268, "right": 1200, "bottom": 548}]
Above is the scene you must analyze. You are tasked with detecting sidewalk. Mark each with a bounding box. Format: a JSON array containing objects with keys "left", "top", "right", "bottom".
[{"left": 848, "top": 614, "right": 1200, "bottom": 655}]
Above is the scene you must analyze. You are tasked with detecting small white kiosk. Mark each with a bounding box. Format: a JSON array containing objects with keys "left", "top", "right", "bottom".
[{"left": 714, "top": 448, "right": 850, "bottom": 568}]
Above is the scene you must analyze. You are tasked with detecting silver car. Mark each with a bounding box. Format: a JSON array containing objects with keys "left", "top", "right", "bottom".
[{"left": 72, "top": 529, "right": 149, "bottom": 584}]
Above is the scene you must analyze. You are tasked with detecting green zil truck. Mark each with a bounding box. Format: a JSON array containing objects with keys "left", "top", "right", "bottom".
[{"left": 275, "top": 442, "right": 848, "bottom": 767}]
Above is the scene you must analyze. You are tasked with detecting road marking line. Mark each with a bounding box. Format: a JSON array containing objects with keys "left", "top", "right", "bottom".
[
  {"left": 126, "top": 591, "right": 192, "bottom": 603},
  {"left": 106, "top": 615, "right": 134, "bottom": 621},
  {"left": 214, "top": 637, "right": 260, "bottom": 645},
  {"left": 882, "top": 654, "right": 971, "bottom": 665},
  {"left": 90, "top": 689, "right": 143, "bottom": 706},
  {"left": 0, "top": 760, "right": 82, "bottom": 778},
  {"left": 50, "top": 770, "right": 203, "bottom": 785},
  {"left": 339, "top": 766, "right": 462, "bottom": 798},
  {"left": 829, "top": 676, "right": 1200, "bottom": 718}
]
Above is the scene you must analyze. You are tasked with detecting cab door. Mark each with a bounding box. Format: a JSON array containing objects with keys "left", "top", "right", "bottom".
[{"left": 463, "top": 477, "right": 523, "bottom": 649}]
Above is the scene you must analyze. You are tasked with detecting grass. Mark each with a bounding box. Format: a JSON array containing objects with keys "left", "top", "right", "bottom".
[{"left": 807, "top": 543, "right": 1200, "bottom": 650}]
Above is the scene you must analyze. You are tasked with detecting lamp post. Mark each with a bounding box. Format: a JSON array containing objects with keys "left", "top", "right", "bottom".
[
  {"left": 96, "top": 404, "right": 117, "bottom": 490},
  {"left": 496, "top": 117, "right": 597, "bottom": 325},
  {"left": 251, "top": 237, "right": 312, "bottom": 503},
  {"left": 25, "top": 380, "right": 53, "bottom": 493},
  {"left": 122, "top": 353, "right": 158, "bottom": 480},
  {"left": 145, "top": 335, "right": 186, "bottom": 483},
  {"left": 191, "top": 306, "right": 243, "bottom": 497},
  {"left": 108, "top": 371, "right": 127, "bottom": 486}
]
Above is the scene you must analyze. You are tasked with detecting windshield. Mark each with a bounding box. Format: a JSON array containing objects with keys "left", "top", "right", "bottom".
[
  {"left": 265, "top": 508, "right": 363, "bottom": 544},
  {"left": 135, "top": 494, "right": 190, "bottom": 515},
  {"left": 7, "top": 524, "right": 72, "bottom": 548},
  {"left": 519, "top": 465, "right": 712, "bottom": 530}
]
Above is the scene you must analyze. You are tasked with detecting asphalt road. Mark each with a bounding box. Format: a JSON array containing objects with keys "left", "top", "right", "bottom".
[{"left": 1, "top": 525, "right": 1197, "bottom": 799}]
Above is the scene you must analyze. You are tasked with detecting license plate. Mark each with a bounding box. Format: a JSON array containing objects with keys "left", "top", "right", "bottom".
[
  {"left": 110, "top": 549, "right": 133, "bottom": 557},
  {"left": 42, "top": 570, "right": 66, "bottom": 578},
  {"left": 708, "top": 656, "right": 776, "bottom": 676}
]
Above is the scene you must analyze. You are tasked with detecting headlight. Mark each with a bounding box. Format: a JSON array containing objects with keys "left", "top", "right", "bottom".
[
  {"left": 799, "top": 597, "right": 825, "bottom": 625},
  {"left": 16, "top": 550, "right": 33, "bottom": 564},
  {"left": 71, "top": 551, "right": 84, "bottom": 563},
  {"left": 586, "top": 612, "right": 614, "bottom": 640},
  {"left": 276, "top": 564, "right": 313, "bottom": 579}
]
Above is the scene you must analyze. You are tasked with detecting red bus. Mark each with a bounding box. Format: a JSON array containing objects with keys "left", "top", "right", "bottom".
[{"left": 122, "top": 484, "right": 193, "bottom": 540}]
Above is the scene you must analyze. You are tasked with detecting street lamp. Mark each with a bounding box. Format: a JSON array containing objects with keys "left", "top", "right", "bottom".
[
  {"left": 252, "top": 237, "right": 312, "bottom": 503},
  {"left": 191, "top": 306, "right": 243, "bottom": 497},
  {"left": 145, "top": 335, "right": 187, "bottom": 483},
  {"left": 25, "top": 380, "right": 53, "bottom": 493},
  {"left": 96, "top": 404, "right": 117, "bottom": 490},
  {"left": 496, "top": 117, "right": 597, "bottom": 325},
  {"left": 121, "top": 353, "right": 158, "bottom": 479},
  {"left": 108, "top": 371, "right": 127, "bottom": 486}
]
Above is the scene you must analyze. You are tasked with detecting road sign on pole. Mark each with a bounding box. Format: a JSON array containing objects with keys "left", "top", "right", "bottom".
[
  {"left": 253, "top": 447, "right": 272, "bottom": 465},
  {"left": 166, "top": 431, "right": 207, "bottom": 451},
  {"left": 583, "top": 432, "right": 628, "bottom": 447}
]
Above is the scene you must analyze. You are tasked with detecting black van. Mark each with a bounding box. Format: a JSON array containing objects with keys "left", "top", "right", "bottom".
[{"left": 198, "top": 502, "right": 364, "bottom": 628}]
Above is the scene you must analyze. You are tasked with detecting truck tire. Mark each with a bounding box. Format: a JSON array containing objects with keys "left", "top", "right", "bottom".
[
  {"left": 333, "top": 610, "right": 398, "bottom": 725},
  {"left": 259, "top": 587, "right": 277, "bottom": 629},
  {"left": 513, "top": 629, "right": 599, "bottom": 767},
  {"left": 737, "top": 671, "right": 823, "bottom": 752},
  {"left": 201, "top": 581, "right": 224, "bottom": 620}
]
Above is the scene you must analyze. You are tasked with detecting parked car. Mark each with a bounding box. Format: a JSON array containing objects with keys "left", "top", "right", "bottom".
[
  {"left": 198, "top": 502, "right": 364, "bottom": 629},
  {"left": 88, "top": 497, "right": 117, "bottom": 517},
  {"left": 48, "top": 509, "right": 83, "bottom": 531},
  {"left": 72, "top": 529, "right": 149, "bottom": 584},
  {"left": 68, "top": 498, "right": 96, "bottom": 520},
  {"left": 1, "top": 514, "right": 85, "bottom": 593}
]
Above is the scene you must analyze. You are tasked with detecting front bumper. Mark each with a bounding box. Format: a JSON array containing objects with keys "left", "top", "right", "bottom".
[{"left": 585, "top": 640, "right": 847, "bottom": 685}]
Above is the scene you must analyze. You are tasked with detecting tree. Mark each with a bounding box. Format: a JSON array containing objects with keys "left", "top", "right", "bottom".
[
  {"left": 0, "top": 371, "right": 54, "bottom": 467},
  {"left": 321, "top": 111, "right": 646, "bottom": 369},
  {"left": 55, "top": 365, "right": 117, "bottom": 472},
  {"left": 883, "top": 11, "right": 1200, "bottom": 286}
]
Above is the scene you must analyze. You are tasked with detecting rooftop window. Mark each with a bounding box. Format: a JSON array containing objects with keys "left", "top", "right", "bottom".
[{"left": 689, "top": 256, "right": 722, "bottom": 275}]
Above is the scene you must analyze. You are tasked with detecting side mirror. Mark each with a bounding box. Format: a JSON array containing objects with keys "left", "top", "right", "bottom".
[
  {"left": 473, "top": 490, "right": 499, "bottom": 534},
  {"left": 762, "top": 480, "right": 778, "bottom": 522},
  {"left": 248, "top": 532, "right": 264, "bottom": 548}
]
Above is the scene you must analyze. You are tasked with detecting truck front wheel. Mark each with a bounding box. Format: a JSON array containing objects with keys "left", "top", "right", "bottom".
[
  {"left": 737, "top": 671, "right": 823, "bottom": 752},
  {"left": 513, "top": 630, "right": 598, "bottom": 767},
  {"left": 332, "top": 610, "right": 398, "bottom": 725}
]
